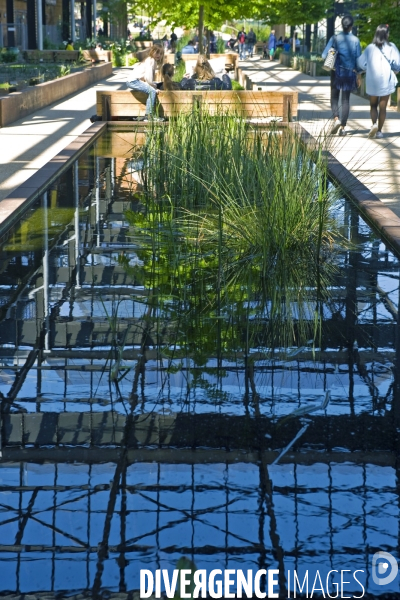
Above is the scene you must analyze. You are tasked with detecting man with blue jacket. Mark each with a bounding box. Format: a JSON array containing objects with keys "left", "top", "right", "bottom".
[{"left": 322, "top": 15, "right": 361, "bottom": 136}]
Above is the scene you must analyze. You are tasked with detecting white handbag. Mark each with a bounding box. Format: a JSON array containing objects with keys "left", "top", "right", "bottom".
[{"left": 323, "top": 36, "right": 338, "bottom": 71}]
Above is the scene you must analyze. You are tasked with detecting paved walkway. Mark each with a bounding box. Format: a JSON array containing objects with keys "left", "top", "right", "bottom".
[
  {"left": 0, "top": 67, "right": 128, "bottom": 202},
  {"left": 240, "top": 57, "right": 400, "bottom": 219}
]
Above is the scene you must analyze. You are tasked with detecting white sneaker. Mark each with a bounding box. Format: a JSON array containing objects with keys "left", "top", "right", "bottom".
[
  {"left": 339, "top": 126, "right": 347, "bottom": 136},
  {"left": 368, "top": 123, "right": 378, "bottom": 138},
  {"left": 330, "top": 121, "right": 341, "bottom": 135},
  {"left": 375, "top": 131, "right": 383, "bottom": 139}
]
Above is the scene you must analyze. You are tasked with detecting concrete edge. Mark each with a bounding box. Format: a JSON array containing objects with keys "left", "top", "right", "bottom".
[
  {"left": 296, "top": 123, "right": 400, "bottom": 258},
  {"left": 0, "top": 121, "right": 106, "bottom": 236}
]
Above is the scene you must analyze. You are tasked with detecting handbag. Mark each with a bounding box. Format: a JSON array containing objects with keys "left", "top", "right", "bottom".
[{"left": 323, "top": 36, "right": 337, "bottom": 71}]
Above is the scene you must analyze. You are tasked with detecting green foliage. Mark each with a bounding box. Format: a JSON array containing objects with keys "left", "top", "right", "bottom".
[
  {"left": 133, "top": 0, "right": 265, "bottom": 32},
  {"left": 58, "top": 64, "right": 71, "bottom": 77},
  {"left": 358, "top": 0, "right": 400, "bottom": 50},
  {"left": 121, "top": 112, "right": 343, "bottom": 359},
  {"left": 43, "top": 37, "right": 57, "bottom": 49},
  {"left": 173, "top": 60, "right": 187, "bottom": 81},
  {"left": 231, "top": 79, "right": 244, "bottom": 89},
  {"left": 262, "top": 0, "right": 327, "bottom": 26},
  {"left": 216, "top": 37, "right": 226, "bottom": 53},
  {"left": 128, "top": 56, "right": 138, "bottom": 66},
  {"left": 0, "top": 51, "right": 17, "bottom": 63}
]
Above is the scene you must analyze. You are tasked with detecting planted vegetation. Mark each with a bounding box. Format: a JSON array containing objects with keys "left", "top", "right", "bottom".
[{"left": 120, "top": 113, "right": 343, "bottom": 361}]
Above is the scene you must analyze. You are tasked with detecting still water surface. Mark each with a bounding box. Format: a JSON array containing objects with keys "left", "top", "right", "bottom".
[{"left": 0, "top": 131, "right": 399, "bottom": 597}]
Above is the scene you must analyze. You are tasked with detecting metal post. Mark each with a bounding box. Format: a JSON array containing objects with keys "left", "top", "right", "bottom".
[
  {"left": 96, "top": 157, "right": 100, "bottom": 247},
  {"left": 70, "top": 0, "right": 75, "bottom": 41},
  {"left": 37, "top": 0, "right": 43, "bottom": 50},
  {"left": 93, "top": 0, "right": 96, "bottom": 38},
  {"left": 42, "top": 192, "right": 50, "bottom": 352},
  {"left": 74, "top": 161, "right": 81, "bottom": 288}
]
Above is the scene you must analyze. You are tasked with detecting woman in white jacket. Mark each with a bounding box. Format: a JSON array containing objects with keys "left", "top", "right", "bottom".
[
  {"left": 357, "top": 24, "right": 400, "bottom": 138},
  {"left": 127, "top": 45, "right": 165, "bottom": 120}
]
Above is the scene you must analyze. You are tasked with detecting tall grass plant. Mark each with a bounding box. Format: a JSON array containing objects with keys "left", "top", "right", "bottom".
[{"left": 123, "top": 113, "right": 343, "bottom": 357}]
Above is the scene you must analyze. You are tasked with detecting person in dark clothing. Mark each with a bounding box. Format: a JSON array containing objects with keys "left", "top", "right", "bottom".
[
  {"left": 180, "top": 55, "right": 232, "bottom": 90},
  {"left": 227, "top": 36, "right": 237, "bottom": 51},
  {"left": 170, "top": 29, "right": 178, "bottom": 52},
  {"left": 246, "top": 28, "right": 257, "bottom": 58},
  {"left": 322, "top": 14, "right": 361, "bottom": 136}
]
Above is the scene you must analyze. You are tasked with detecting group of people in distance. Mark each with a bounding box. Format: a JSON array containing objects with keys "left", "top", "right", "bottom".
[
  {"left": 322, "top": 16, "right": 400, "bottom": 139},
  {"left": 179, "top": 31, "right": 218, "bottom": 54},
  {"left": 126, "top": 46, "right": 232, "bottom": 121}
]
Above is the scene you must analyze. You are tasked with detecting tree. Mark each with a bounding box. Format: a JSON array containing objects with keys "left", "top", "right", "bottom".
[
  {"left": 262, "top": 0, "right": 328, "bottom": 27},
  {"left": 357, "top": 0, "right": 400, "bottom": 49},
  {"left": 134, "top": 0, "right": 265, "bottom": 51}
]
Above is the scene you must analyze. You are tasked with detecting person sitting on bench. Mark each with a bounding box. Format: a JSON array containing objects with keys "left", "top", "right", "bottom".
[
  {"left": 157, "top": 64, "right": 181, "bottom": 90},
  {"left": 126, "top": 45, "right": 165, "bottom": 120},
  {"left": 180, "top": 55, "right": 232, "bottom": 90}
]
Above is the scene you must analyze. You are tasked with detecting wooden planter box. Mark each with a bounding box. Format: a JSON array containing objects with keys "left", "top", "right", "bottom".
[{"left": 0, "top": 62, "right": 112, "bottom": 128}]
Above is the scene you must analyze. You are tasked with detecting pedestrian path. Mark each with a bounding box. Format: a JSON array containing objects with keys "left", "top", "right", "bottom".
[
  {"left": 240, "top": 57, "right": 400, "bottom": 219},
  {"left": 0, "top": 68, "right": 127, "bottom": 202}
]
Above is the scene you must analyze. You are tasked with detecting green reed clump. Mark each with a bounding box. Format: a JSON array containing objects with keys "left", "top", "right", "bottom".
[{"left": 125, "top": 112, "right": 343, "bottom": 355}]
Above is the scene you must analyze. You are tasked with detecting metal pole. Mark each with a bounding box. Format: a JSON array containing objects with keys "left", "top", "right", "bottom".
[
  {"left": 96, "top": 157, "right": 100, "bottom": 247},
  {"left": 70, "top": 0, "right": 75, "bottom": 41},
  {"left": 42, "top": 192, "right": 50, "bottom": 352},
  {"left": 93, "top": 0, "right": 96, "bottom": 38},
  {"left": 37, "top": 0, "right": 43, "bottom": 50},
  {"left": 74, "top": 161, "right": 81, "bottom": 288}
]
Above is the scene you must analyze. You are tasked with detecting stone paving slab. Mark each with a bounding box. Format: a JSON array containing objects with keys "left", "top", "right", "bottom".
[{"left": 240, "top": 57, "right": 400, "bottom": 219}]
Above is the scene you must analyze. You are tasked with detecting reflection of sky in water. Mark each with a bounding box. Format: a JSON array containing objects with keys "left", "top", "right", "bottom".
[
  {"left": 0, "top": 138, "right": 399, "bottom": 595},
  {"left": 0, "top": 461, "right": 398, "bottom": 594}
]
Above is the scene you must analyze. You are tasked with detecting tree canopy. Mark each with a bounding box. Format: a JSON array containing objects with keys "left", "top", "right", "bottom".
[
  {"left": 357, "top": 0, "right": 400, "bottom": 50},
  {"left": 133, "top": 0, "right": 264, "bottom": 31},
  {"left": 261, "top": 0, "right": 329, "bottom": 26}
]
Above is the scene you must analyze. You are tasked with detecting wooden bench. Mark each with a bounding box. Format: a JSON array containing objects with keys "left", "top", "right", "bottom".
[
  {"left": 81, "top": 49, "right": 112, "bottom": 63},
  {"left": 54, "top": 50, "right": 80, "bottom": 63},
  {"left": 23, "top": 50, "right": 80, "bottom": 63},
  {"left": 96, "top": 90, "right": 298, "bottom": 122}
]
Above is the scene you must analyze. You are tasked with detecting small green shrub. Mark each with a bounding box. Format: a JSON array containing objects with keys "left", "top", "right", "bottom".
[
  {"left": 216, "top": 37, "right": 225, "bottom": 53},
  {"left": 231, "top": 80, "right": 244, "bottom": 90},
  {"left": 128, "top": 56, "right": 138, "bottom": 66},
  {"left": 1, "top": 51, "right": 17, "bottom": 63}
]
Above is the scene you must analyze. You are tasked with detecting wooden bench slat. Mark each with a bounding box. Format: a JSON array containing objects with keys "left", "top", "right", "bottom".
[{"left": 96, "top": 89, "right": 298, "bottom": 122}]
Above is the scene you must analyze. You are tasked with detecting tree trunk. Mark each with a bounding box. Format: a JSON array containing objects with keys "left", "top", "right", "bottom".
[
  {"left": 305, "top": 24, "right": 311, "bottom": 53},
  {"left": 198, "top": 4, "right": 204, "bottom": 54},
  {"left": 206, "top": 28, "right": 211, "bottom": 58},
  {"left": 313, "top": 23, "right": 318, "bottom": 52}
]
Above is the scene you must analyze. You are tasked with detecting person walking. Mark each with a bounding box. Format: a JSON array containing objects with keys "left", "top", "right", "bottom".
[
  {"left": 268, "top": 30, "right": 277, "bottom": 61},
  {"left": 237, "top": 29, "right": 247, "bottom": 60},
  {"left": 246, "top": 28, "right": 257, "bottom": 58},
  {"left": 126, "top": 45, "right": 165, "bottom": 121},
  {"left": 357, "top": 24, "right": 400, "bottom": 139},
  {"left": 322, "top": 15, "right": 361, "bottom": 136},
  {"left": 170, "top": 29, "right": 178, "bottom": 52}
]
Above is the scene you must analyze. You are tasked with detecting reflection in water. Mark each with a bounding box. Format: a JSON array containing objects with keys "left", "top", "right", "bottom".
[{"left": 0, "top": 130, "right": 399, "bottom": 597}]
